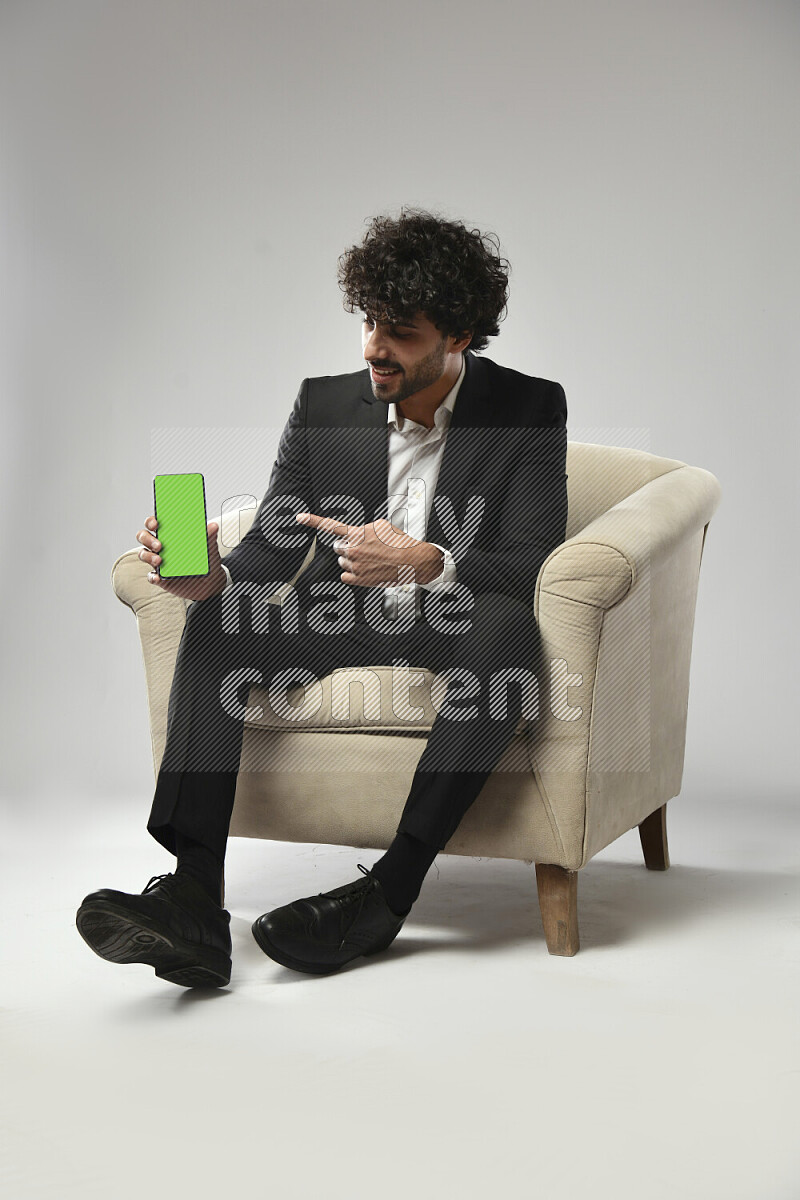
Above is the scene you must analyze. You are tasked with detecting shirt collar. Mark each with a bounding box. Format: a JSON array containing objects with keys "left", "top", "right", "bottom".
[{"left": 387, "top": 354, "right": 466, "bottom": 434}]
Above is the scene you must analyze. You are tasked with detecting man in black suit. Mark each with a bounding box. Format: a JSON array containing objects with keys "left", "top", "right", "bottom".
[{"left": 76, "top": 210, "right": 568, "bottom": 987}]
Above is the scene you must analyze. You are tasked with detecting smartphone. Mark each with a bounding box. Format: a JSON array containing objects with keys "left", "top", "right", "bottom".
[{"left": 152, "top": 472, "right": 210, "bottom": 578}]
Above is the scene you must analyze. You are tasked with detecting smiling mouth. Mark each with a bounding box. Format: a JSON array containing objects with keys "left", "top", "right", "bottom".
[{"left": 371, "top": 365, "right": 402, "bottom": 380}]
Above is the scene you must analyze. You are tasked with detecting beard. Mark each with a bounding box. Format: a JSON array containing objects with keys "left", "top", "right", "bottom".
[{"left": 369, "top": 336, "right": 449, "bottom": 405}]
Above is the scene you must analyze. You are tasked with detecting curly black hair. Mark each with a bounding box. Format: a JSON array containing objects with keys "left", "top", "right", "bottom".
[{"left": 337, "top": 209, "right": 510, "bottom": 353}]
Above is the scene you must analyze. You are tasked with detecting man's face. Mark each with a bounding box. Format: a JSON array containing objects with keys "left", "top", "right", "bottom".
[{"left": 362, "top": 310, "right": 451, "bottom": 404}]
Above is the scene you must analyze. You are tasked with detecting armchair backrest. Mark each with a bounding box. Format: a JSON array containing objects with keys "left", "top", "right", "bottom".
[
  {"left": 565, "top": 442, "right": 686, "bottom": 539},
  {"left": 219, "top": 442, "right": 690, "bottom": 550}
]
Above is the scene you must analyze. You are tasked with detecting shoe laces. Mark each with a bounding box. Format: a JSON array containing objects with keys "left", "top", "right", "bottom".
[
  {"left": 320, "top": 864, "right": 375, "bottom": 948},
  {"left": 346, "top": 863, "right": 375, "bottom": 898},
  {"left": 142, "top": 873, "right": 172, "bottom": 894}
]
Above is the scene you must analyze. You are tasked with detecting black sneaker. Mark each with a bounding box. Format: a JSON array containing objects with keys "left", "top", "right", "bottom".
[{"left": 76, "top": 873, "right": 232, "bottom": 988}]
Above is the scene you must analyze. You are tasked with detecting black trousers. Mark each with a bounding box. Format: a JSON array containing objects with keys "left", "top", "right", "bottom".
[{"left": 147, "top": 586, "right": 541, "bottom": 857}]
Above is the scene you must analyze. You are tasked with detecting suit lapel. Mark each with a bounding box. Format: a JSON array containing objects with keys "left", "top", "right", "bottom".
[
  {"left": 425, "top": 351, "right": 492, "bottom": 546},
  {"left": 350, "top": 373, "right": 390, "bottom": 526}
]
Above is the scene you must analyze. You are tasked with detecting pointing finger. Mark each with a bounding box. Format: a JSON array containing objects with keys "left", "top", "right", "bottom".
[
  {"left": 296, "top": 512, "right": 353, "bottom": 538},
  {"left": 296, "top": 511, "right": 362, "bottom": 544}
]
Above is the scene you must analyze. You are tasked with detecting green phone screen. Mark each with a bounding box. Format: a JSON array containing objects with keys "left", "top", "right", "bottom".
[{"left": 153, "top": 473, "right": 209, "bottom": 578}]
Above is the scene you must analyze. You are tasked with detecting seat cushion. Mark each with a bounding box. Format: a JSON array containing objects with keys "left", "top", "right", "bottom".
[{"left": 244, "top": 666, "right": 529, "bottom": 736}]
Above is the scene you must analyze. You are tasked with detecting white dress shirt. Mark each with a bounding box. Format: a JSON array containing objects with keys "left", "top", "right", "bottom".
[
  {"left": 218, "top": 357, "right": 465, "bottom": 608},
  {"left": 380, "top": 355, "right": 463, "bottom": 617}
]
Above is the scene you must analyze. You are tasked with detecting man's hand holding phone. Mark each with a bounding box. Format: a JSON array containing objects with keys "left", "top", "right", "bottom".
[{"left": 138, "top": 516, "right": 228, "bottom": 602}]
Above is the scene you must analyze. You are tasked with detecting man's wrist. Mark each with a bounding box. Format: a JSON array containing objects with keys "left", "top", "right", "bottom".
[
  {"left": 186, "top": 563, "right": 231, "bottom": 608},
  {"left": 415, "top": 542, "right": 445, "bottom": 585},
  {"left": 421, "top": 543, "right": 456, "bottom": 592}
]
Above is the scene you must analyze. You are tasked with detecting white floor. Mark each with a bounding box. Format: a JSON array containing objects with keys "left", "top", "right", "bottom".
[{"left": 2, "top": 788, "right": 799, "bottom": 1200}]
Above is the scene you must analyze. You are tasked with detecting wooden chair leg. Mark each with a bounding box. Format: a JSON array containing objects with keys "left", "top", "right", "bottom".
[
  {"left": 535, "top": 863, "right": 580, "bottom": 956},
  {"left": 638, "top": 803, "right": 670, "bottom": 870}
]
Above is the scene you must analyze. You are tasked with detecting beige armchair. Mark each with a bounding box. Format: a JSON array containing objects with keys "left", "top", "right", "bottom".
[{"left": 112, "top": 442, "right": 721, "bottom": 956}]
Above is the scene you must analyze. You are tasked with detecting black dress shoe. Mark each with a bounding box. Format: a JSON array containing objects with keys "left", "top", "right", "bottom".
[
  {"left": 251, "top": 864, "right": 408, "bottom": 975},
  {"left": 76, "top": 873, "right": 232, "bottom": 988}
]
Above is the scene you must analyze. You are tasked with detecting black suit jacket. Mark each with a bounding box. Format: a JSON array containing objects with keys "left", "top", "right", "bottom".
[{"left": 223, "top": 350, "right": 568, "bottom": 614}]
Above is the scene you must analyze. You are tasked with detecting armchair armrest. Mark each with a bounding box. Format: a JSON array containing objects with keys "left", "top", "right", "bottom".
[
  {"left": 111, "top": 549, "right": 190, "bottom": 772},
  {"left": 111, "top": 516, "right": 318, "bottom": 773},
  {"left": 535, "top": 464, "right": 722, "bottom": 614},
  {"left": 527, "top": 464, "right": 722, "bottom": 869}
]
